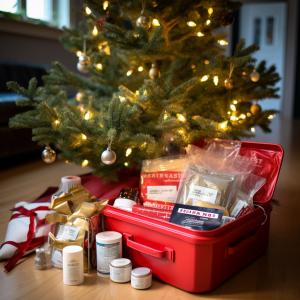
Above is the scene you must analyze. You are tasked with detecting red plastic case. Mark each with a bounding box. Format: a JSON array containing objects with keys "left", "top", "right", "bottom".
[{"left": 102, "top": 141, "right": 284, "bottom": 293}]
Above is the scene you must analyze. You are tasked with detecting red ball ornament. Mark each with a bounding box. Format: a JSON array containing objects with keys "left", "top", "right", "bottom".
[{"left": 96, "top": 17, "right": 106, "bottom": 31}]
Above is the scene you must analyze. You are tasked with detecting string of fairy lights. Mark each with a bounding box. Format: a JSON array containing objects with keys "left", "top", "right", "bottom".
[{"left": 42, "top": 1, "right": 276, "bottom": 167}]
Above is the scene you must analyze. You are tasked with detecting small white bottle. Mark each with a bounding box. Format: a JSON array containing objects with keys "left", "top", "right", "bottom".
[
  {"left": 96, "top": 231, "right": 122, "bottom": 277},
  {"left": 63, "top": 245, "right": 84, "bottom": 285},
  {"left": 131, "top": 267, "right": 152, "bottom": 289},
  {"left": 52, "top": 176, "right": 82, "bottom": 200},
  {"left": 113, "top": 188, "right": 138, "bottom": 212},
  {"left": 110, "top": 258, "right": 132, "bottom": 283}
]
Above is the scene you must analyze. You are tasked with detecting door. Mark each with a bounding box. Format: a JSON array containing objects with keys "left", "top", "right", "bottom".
[{"left": 240, "top": 2, "right": 287, "bottom": 111}]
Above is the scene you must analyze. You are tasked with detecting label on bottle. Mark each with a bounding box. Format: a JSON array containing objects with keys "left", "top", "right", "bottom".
[
  {"left": 131, "top": 275, "right": 152, "bottom": 289},
  {"left": 63, "top": 259, "right": 83, "bottom": 285},
  {"left": 96, "top": 242, "right": 121, "bottom": 275},
  {"left": 110, "top": 265, "right": 131, "bottom": 283}
]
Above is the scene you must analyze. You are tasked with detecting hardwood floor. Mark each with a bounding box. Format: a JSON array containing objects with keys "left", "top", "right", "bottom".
[{"left": 0, "top": 117, "right": 299, "bottom": 300}]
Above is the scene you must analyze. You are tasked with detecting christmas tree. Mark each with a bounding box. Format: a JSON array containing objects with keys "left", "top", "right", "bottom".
[{"left": 8, "top": 0, "right": 280, "bottom": 180}]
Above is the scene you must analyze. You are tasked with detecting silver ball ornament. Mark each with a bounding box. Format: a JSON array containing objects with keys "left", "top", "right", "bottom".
[
  {"left": 250, "top": 70, "right": 260, "bottom": 82},
  {"left": 41, "top": 146, "right": 56, "bottom": 164},
  {"left": 77, "top": 54, "right": 90, "bottom": 73},
  {"left": 149, "top": 63, "right": 160, "bottom": 80},
  {"left": 136, "top": 15, "right": 151, "bottom": 29},
  {"left": 101, "top": 147, "right": 117, "bottom": 165}
]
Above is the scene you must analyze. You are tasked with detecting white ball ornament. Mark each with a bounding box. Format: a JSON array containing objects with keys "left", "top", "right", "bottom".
[
  {"left": 149, "top": 63, "right": 160, "bottom": 80},
  {"left": 136, "top": 15, "right": 151, "bottom": 29},
  {"left": 101, "top": 147, "right": 117, "bottom": 165},
  {"left": 77, "top": 54, "right": 90, "bottom": 73}
]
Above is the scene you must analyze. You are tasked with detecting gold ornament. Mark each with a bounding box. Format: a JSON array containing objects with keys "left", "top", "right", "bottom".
[
  {"left": 101, "top": 147, "right": 116, "bottom": 165},
  {"left": 149, "top": 63, "right": 160, "bottom": 79},
  {"left": 224, "top": 78, "right": 233, "bottom": 90},
  {"left": 42, "top": 146, "right": 56, "bottom": 164},
  {"left": 250, "top": 69, "right": 260, "bottom": 82},
  {"left": 136, "top": 15, "right": 151, "bottom": 29},
  {"left": 250, "top": 103, "right": 261, "bottom": 115},
  {"left": 77, "top": 54, "right": 90, "bottom": 73}
]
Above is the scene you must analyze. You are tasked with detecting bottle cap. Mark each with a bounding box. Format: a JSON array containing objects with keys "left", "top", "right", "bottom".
[
  {"left": 52, "top": 176, "right": 82, "bottom": 200},
  {"left": 131, "top": 267, "right": 152, "bottom": 277},
  {"left": 96, "top": 231, "right": 122, "bottom": 244},
  {"left": 110, "top": 258, "right": 131, "bottom": 268}
]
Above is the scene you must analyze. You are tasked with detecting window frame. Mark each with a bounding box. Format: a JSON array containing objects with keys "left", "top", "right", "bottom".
[{"left": 0, "top": 0, "right": 70, "bottom": 29}]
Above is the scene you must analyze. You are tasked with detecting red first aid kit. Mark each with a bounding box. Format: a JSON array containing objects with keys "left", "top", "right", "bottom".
[{"left": 102, "top": 141, "right": 283, "bottom": 293}]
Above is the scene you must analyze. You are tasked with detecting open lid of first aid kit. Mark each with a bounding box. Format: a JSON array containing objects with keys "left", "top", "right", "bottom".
[{"left": 239, "top": 141, "right": 284, "bottom": 204}]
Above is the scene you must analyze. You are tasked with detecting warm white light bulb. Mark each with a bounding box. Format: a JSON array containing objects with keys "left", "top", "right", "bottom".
[
  {"left": 53, "top": 119, "right": 60, "bottom": 126},
  {"left": 230, "top": 104, "right": 237, "bottom": 111},
  {"left": 213, "top": 76, "right": 219, "bottom": 86},
  {"left": 218, "top": 121, "right": 228, "bottom": 130},
  {"left": 81, "top": 133, "right": 87, "bottom": 140},
  {"left": 103, "top": 1, "right": 109, "bottom": 10},
  {"left": 125, "top": 148, "right": 132, "bottom": 157},
  {"left": 208, "top": 7, "right": 214, "bottom": 15},
  {"left": 126, "top": 70, "right": 133, "bottom": 76},
  {"left": 187, "top": 21, "right": 197, "bottom": 27},
  {"left": 152, "top": 18, "right": 160, "bottom": 26},
  {"left": 206, "top": 19, "right": 211, "bottom": 26},
  {"left": 200, "top": 75, "right": 209, "bottom": 82},
  {"left": 218, "top": 40, "right": 229, "bottom": 46},
  {"left": 232, "top": 99, "right": 238, "bottom": 104},
  {"left": 138, "top": 66, "right": 144, "bottom": 72},
  {"left": 96, "top": 63, "right": 103, "bottom": 70},
  {"left": 85, "top": 6, "right": 92, "bottom": 15},
  {"left": 197, "top": 31, "right": 204, "bottom": 37},
  {"left": 250, "top": 127, "right": 256, "bottom": 133},
  {"left": 268, "top": 114, "right": 275, "bottom": 120},
  {"left": 176, "top": 114, "right": 186, "bottom": 122},
  {"left": 81, "top": 160, "right": 89, "bottom": 167},
  {"left": 92, "top": 26, "right": 98, "bottom": 36},
  {"left": 84, "top": 111, "right": 92, "bottom": 120}
]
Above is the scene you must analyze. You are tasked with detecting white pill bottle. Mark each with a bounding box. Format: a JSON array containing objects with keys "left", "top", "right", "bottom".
[
  {"left": 96, "top": 231, "right": 122, "bottom": 277},
  {"left": 62, "top": 245, "right": 84, "bottom": 285}
]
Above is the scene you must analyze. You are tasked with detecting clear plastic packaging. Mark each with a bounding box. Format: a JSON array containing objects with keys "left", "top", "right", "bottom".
[
  {"left": 176, "top": 165, "right": 237, "bottom": 215},
  {"left": 177, "top": 142, "right": 266, "bottom": 214},
  {"left": 230, "top": 174, "right": 266, "bottom": 217}
]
